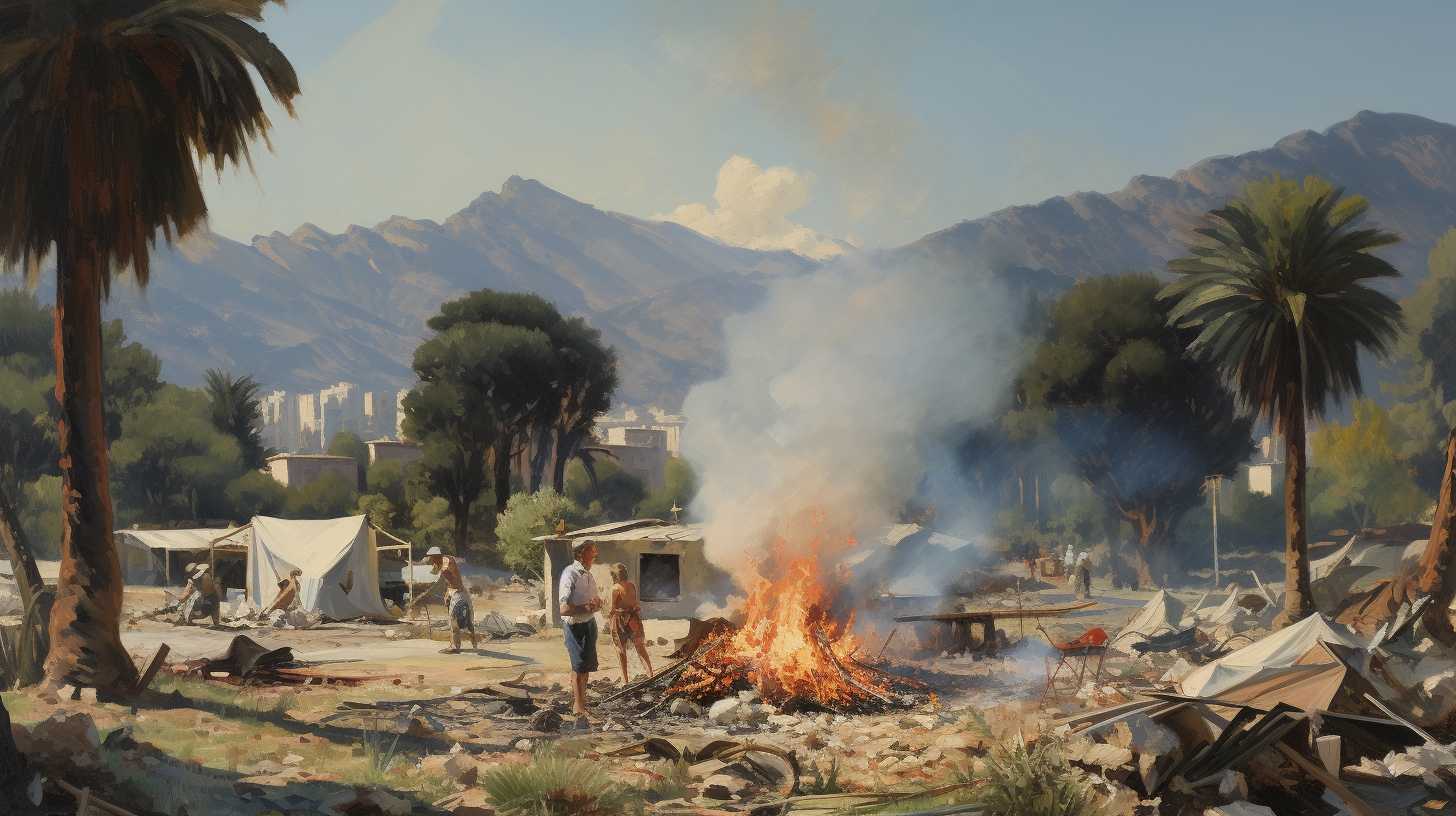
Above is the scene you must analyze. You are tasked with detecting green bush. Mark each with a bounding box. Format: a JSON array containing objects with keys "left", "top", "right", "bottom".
[
  {"left": 496, "top": 489, "right": 583, "bottom": 576},
  {"left": 975, "top": 736, "right": 1100, "bottom": 816},
  {"left": 479, "top": 749, "right": 632, "bottom": 815},
  {"left": 225, "top": 470, "right": 287, "bottom": 520}
]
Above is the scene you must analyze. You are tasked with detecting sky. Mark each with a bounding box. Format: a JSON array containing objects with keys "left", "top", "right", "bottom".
[{"left": 204, "top": 0, "right": 1456, "bottom": 255}]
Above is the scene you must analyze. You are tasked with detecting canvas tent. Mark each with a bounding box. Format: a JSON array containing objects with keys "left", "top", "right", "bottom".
[
  {"left": 1179, "top": 613, "right": 1366, "bottom": 699},
  {"left": 116, "top": 528, "right": 232, "bottom": 585},
  {"left": 1109, "top": 590, "right": 1186, "bottom": 652},
  {"left": 242, "top": 515, "right": 391, "bottom": 621}
]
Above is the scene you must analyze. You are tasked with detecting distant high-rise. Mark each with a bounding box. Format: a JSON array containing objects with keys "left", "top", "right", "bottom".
[
  {"left": 319, "top": 381, "right": 363, "bottom": 446},
  {"left": 363, "top": 390, "right": 399, "bottom": 440},
  {"left": 296, "top": 392, "right": 322, "bottom": 452}
]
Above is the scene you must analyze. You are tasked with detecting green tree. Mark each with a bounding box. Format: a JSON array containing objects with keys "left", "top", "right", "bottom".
[
  {"left": 1163, "top": 175, "right": 1404, "bottom": 625},
  {"left": 637, "top": 457, "right": 699, "bottom": 520},
  {"left": 283, "top": 474, "right": 357, "bottom": 519},
  {"left": 405, "top": 316, "right": 556, "bottom": 547},
  {"left": 566, "top": 458, "right": 647, "bottom": 523},
  {"left": 1014, "top": 274, "right": 1253, "bottom": 586},
  {"left": 225, "top": 470, "right": 288, "bottom": 520},
  {"left": 1310, "top": 400, "right": 1430, "bottom": 530},
  {"left": 327, "top": 431, "right": 369, "bottom": 490},
  {"left": 204, "top": 369, "right": 267, "bottom": 470},
  {"left": 409, "top": 496, "right": 458, "bottom": 555},
  {"left": 361, "top": 460, "right": 413, "bottom": 530},
  {"left": 496, "top": 489, "right": 584, "bottom": 575},
  {"left": 17, "top": 476, "right": 62, "bottom": 559},
  {"left": 426, "top": 291, "right": 617, "bottom": 495},
  {"left": 1388, "top": 228, "right": 1456, "bottom": 491},
  {"left": 0, "top": 0, "right": 299, "bottom": 691},
  {"left": 110, "top": 386, "right": 244, "bottom": 524}
]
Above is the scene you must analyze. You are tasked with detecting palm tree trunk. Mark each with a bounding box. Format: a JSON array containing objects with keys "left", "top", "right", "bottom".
[
  {"left": 1277, "top": 384, "right": 1315, "bottom": 627},
  {"left": 1412, "top": 427, "right": 1456, "bottom": 644},
  {"left": 43, "top": 248, "right": 138, "bottom": 694},
  {"left": 552, "top": 427, "right": 582, "bottom": 495},
  {"left": 451, "top": 498, "right": 470, "bottom": 553}
]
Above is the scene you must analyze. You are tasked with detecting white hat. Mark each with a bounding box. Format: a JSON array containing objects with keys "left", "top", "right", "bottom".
[
  {"left": 424, "top": 546, "right": 443, "bottom": 558},
  {"left": 190, "top": 563, "right": 209, "bottom": 574}
]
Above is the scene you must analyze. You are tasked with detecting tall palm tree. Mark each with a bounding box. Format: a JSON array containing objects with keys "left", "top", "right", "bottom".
[
  {"left": 0, "top": 0, "right": 299, "bottom": 693},
  {"left": 1161, "top": 176, "right": 1403, "bottom": 627},
  {"left": 205, "top": 369, "right": 268, "bottom": 470}
]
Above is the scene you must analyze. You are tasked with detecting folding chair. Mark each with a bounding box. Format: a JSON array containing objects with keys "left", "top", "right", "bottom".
[{"left": 1039, "top": 625, "right": 1109, "bottom": 704}]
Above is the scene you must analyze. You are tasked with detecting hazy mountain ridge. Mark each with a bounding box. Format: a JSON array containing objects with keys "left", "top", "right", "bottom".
[
  {"left": 897, "top": 111, "right": 1456, "bottom": 289},
  {"left": 16, "top": 111, "right": 1456, "bottom": 409}
]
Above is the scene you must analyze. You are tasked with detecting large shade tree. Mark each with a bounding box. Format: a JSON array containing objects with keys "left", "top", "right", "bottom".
[
  {"left": 1014, "top": 274, "right": 1253, "bottom": 586},
  {"left": 1162, "top": 176, "right": 1403, "bottom": 627},
  {"left": 0, "top": 0, "right": 299, "bottom": 691}
]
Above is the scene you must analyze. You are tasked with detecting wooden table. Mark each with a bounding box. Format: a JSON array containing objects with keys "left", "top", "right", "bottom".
[{"left": 893, "top": 600, "right": 1097, "bottom": 655}]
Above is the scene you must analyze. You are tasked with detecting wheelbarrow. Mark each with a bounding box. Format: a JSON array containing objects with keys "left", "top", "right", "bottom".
[{"left": 1039, "top": 625, "right": 1109, "bottom": 703}]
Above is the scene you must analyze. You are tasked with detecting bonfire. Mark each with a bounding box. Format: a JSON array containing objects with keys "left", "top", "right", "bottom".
[{"left": 613, "top": 518, "right": 923, "bottom": 714}]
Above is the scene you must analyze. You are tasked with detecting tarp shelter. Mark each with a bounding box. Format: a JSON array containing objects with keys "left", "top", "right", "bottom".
[
  {"left": 243, "top": 515, "right": 391, "bottom": 621},
  {"left": 1179, "top": 613, "right": 1366, "bottom": 699},
  {"left": 1110, "top": 590, "right": 1186, "bottom": 652},
  {"left": 115, "top": 529, "right": 232, "bottom": 585}
]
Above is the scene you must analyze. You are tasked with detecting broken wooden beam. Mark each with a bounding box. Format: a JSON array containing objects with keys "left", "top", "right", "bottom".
[{"left": 133, "top": 644, "right": 170, "bottom": 695}]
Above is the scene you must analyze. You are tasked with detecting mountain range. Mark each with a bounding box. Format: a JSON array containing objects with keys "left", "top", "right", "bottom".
[{"left": 20, "top": 110, "right": 1456, "bottom": 408}]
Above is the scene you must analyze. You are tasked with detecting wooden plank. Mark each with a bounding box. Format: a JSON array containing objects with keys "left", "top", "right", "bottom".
[
  {"left": 1362, "top": 692, "right": 1438, "bottom": 745},
  {"left": 1275, "top": 743, "right": 1380, "bottom": 816},
  {"left": 133, "top": 643, "right": 170, "bottom": 695},
  {"left": 894, "top": 600, "right": 1095, "bottom": 623}
]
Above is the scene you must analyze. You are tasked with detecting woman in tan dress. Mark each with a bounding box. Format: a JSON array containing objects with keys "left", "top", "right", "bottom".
[{"left": 608, "top": 563, "right": 655, "bottom": 685}]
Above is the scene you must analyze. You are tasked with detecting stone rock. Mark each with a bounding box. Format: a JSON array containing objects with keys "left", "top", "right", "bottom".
[
  {"left": 737, "top": 689, "right": 761, "bottom": 703},
  {"left": 1204, "top": 804, "right": 1276, "bottom": 816},
  {"left": 708, "top": 698, "right": 744, "bottom": 725},
  {"left": 514, "top": 738, "right": 535, "bottom": 751},
  {"left": 78, "top": 687, "right": 98, "bottom": 704},
  {"left": 17, "top": 710, "right": 101, "bottom": 769},
  {"left": 700, "top": 773, "right": 750, "bottom": 800},
  {"left": 442, "top": 788, "right": 496, "bottom": 816},
  {"left": 528, "top": 709, "right": 562, "bottom": 733},
  {"left": 1110, "top": 714, "right": 1180, "bottom": 756},
  {"left": 476, "top": 700, "right": 513, "bottom": 716},
  {"left": 766, "top": 714, "right": 799, "bottom": 728},
  {"left": 739, "top": 704, "right": 771, "bottom": 725},
  {"left": 282, "top": 753, "right": 304, "bottom": 766},
  {"left": 933, "top": 733, "right": 978, "bottom": 750},
  {"left": 1216, "top": 770, "right": 1248, "bottom": 801},
  {"left": 669, "top": 699, "right": 705, "bottom": 717},
  {"left": 320, "top": 787, "right": 412, "bottom": 816},
  {"left": 1079, "top": 743, "right": 1134, "bottom": 769}
]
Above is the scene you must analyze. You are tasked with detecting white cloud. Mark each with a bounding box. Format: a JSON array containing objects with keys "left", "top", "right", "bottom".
[{"left": 657, "top": 155, "right": 848, "bottom": 260}]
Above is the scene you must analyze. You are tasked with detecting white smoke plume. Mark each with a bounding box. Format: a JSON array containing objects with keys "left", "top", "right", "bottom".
[{"left": 681, "top": 256, "right": 1027, "bottom": 582}]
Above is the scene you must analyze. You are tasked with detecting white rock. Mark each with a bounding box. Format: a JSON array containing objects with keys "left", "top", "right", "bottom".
[
  {"left": 669, "top": 698, "right": 705, "bottom": 717},
  {"left": 1204, "top": 804, "right": 1276, "bottom": 816},
  {"left": 767, "top": 714, "right": 799, "bottom": 728},
  {"left": 1110, "top": 714, "right": 1180, "bottom": 756},
  {"left": 1216, "top": 770, "right": 1248, "bottom": 801},
  {"left": 708, "top": 698, "right": 743, "bottom": 725},
  {"left": 934, "top": 733, "right": 979, "bottom": 750}
]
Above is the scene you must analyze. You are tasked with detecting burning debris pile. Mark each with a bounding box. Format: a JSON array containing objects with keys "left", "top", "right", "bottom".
[{"left": 665, "top": 555, "right": 918, "bottom": 712}]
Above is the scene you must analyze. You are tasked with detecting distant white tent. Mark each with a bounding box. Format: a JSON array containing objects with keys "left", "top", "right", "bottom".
[
  {"left": 115, "top": 528, "right": 231, "bottom": 585},
  {"left": 244, "top": 515, "right": 391, "bottom": 620},
  {"left": 1110, "top": 590, "right": 1186, "bottom": 652},
  {"left": 1179, "top": 613, "right": 1366, "bottom": 698}
]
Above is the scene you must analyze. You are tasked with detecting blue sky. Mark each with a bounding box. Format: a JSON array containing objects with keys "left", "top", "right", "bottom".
[{"left": 203, "top": 0, "right": 1456, "bottom": 252}]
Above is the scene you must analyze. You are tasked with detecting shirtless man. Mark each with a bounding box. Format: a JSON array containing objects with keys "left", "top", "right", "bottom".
[
  {"left": 261, "top": 568, "right": 303, "bottom": 617},
  {"left": 412, "top": 546, "right": 478, "bottom": 653}
]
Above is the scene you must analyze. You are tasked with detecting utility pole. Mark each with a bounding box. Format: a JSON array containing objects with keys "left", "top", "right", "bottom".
[{"left": 1208, "top": 475, "right": 1221, "bottom": 586}]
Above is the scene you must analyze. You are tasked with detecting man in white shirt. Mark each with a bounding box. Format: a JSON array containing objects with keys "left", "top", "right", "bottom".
[{"left": 558, "top": 539, "right": 602, "bottom": 719}]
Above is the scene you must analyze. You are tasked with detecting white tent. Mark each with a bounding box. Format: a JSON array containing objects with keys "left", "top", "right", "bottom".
[
  {"left": 1179, "top": 613, "right": 1367, "bottom": 698},
  {"left": 1110, "top": 590, "right": 1186, "bottom": 652},
  {"left": 115, "top": 529, "right": 231, "bottom": 585},
  {"left": 244, "top": 515, "right": 390, "bottom": 620}
]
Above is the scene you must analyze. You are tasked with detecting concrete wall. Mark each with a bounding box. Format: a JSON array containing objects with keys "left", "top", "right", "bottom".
[
  {"left": 367, "top": 440, "right": 423, "bottom": 466},
  {"left": 543, "top": 537, "right": 711, "bottom": 627},
  {"left": 267, "top": 455, "right": 358, "bottom": 488},
  {"left": 599, "top": 443, "right": 668, "bottom": 491}
]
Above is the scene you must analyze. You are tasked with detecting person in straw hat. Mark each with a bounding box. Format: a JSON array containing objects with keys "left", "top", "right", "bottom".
[
  {"left": 176, "top": 562, "right": 220, "bottom": 627},
  {"left": 411, "top": 546, "right": 478, "bottom": 653}
]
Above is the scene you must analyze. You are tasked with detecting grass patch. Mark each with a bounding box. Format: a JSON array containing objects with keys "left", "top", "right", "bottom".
[
  {"left": 973, "top": 735, "right": 1100, "bottom": 816},
  {"left": 480, "top": 749, "right": 636, "bottom": 816},
  {"left": 802, "top": 757, "right": 845, "bottom": 795},
  {"left": 644, "top": 759, "right": 692, "bottom": 801}
]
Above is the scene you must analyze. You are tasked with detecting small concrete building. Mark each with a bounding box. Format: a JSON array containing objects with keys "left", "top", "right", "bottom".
[
  {"left": 265, "top": 453, "right": 358, "bottom": 488},
  {"left": 367, "top": 439, "right": 423, "bottom": 467},
  {"left": 537, "top": 519, "right": 709, "bottom": 627}
]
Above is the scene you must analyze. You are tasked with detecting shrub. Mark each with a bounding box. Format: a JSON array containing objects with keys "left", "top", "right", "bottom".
[
  {"left": 479, "top": 750, "right": 631, "bottom": 815},
  {"left": 975, "top": 735, "right": 1100, "bottom": 816}
]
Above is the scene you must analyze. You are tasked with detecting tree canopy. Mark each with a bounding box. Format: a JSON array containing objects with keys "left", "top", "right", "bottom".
[
  {"left": 1013, "top": 274, "right": 1253, "bottom": 584},
  {"left": 1310, "top": 399, "right": 1430, "bottom": 530},
  {"left": 205, "top": 369, "right": 268, "bottom": 470}
]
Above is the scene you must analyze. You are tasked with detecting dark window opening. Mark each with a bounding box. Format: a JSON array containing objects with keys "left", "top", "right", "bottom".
[{"left": 639, "top": 553, "right": 681, "bottom": 602}]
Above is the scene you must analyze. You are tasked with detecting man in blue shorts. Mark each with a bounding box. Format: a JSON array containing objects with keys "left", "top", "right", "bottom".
[{"left": 558, "top": 540, "right": 602, "bottom": 719}]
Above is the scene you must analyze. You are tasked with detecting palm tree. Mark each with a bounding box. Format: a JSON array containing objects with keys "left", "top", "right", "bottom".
[
  {"left": 205, "top": 369, "right": 269, "bottom": 470},
  {"left": 0, "top": 0, "right": 299, "bottom": 693},
  {"left": 1162, "top": 176, "right": 1403, "bottom": 627}
]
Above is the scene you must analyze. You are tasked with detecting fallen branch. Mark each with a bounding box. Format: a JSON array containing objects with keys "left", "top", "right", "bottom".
[
  {"left": 1274, "top": 743, "right": 1378, "bottom": 816},
  {"left": 599, "top": 648, "right": 699, "bottom": 704},
  {"left": 815, "top": 633, "right": 893, "bottom": 708},
  {"left": 52, "top": 779, "right": 140, "bottom": 816}
]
